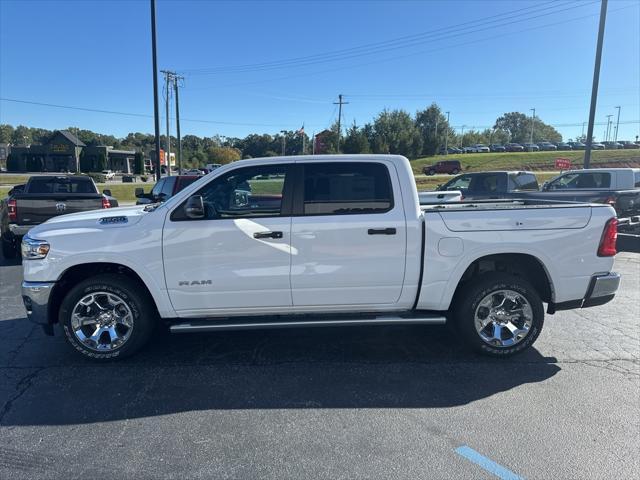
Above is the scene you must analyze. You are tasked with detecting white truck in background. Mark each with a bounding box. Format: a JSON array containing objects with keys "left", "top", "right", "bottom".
[{"left": 20, "top": 155, "right": 620, "bottom": 360}]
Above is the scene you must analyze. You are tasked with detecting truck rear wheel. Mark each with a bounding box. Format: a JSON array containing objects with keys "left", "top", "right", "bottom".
[
  {"left": 453, "top": 272, "right": 544, "bottom": 357},
  {"left": 59, "top": 274, "right": 155, "bottom": 360}
]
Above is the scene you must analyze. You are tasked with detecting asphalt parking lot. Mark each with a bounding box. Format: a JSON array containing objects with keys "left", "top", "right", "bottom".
[{"left": 0, "top": 252, "right": 638, "bottom": 479}]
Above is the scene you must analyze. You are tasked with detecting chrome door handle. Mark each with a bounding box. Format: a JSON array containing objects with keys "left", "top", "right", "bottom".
[
  {"left": 367, "top": 228, "right": 396, "bottom": 235},
  {"left": 253, "top": 231, "right": 283, "bottom": 239}
]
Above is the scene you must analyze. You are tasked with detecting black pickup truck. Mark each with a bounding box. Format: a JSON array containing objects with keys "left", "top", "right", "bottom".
[{"left": 0, "top": 175, "right": 118, "bottom": 258}]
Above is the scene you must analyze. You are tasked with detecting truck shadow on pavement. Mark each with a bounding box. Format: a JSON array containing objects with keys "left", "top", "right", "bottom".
[{"left": 1, "top": 318, "right": 561, "bottom": 426}]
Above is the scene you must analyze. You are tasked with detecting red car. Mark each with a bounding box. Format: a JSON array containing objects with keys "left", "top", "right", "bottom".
[
  {"left": 135, "top": 175, "right": 200, "bottom": 204},
  {"left": 422, "top": 160, "right": 461, "bottom": 175}
]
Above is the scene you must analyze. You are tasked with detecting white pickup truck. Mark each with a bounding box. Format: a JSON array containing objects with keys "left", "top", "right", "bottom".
[{"left": 20, "top": 155, "right": 620, "bottom": 360}]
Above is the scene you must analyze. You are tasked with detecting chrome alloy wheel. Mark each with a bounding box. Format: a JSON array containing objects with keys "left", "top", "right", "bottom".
[
  {"left": 474, "top": 289, "right": 533, "bottom": 347},
  {"left": 70, "top": 292, "right": 134, "bottom": 351}
]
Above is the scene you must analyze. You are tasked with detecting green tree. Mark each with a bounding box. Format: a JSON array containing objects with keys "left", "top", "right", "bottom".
[
  {"left": 11, "top": 125, "right": 32, "bottom": 145},
  {"left": 342, "top": 123, "right": 370, "bottom": 154},
  {"left": 0, "top": 124, "right": 15, "bottom": 143},
  {"left": 415, "top": 103, "right": 453, "bottom": 156},
  {"left": 371, "top": 110, "right": 423, "bottom": 158},
  {"left": 494, "top": 112, "right": 562, "bottom": 143},
  {"left": 133, "top": 151, "right": 144, "bottom": 174},
  {"left": 207, "top": 146, "right": 241, "bottom": 164}
]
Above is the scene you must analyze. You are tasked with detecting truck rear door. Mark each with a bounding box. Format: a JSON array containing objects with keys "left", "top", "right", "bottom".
[{"left": 290, "top": 161, "right": 407, "bottom": 306}]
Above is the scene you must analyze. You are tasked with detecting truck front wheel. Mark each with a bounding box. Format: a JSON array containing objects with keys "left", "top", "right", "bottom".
[
  {"left": 453, "top": 273, "right": 544, "bottom": 357},
  {"left": 59, "top": 274, "right": 155, "bottom": 360}
]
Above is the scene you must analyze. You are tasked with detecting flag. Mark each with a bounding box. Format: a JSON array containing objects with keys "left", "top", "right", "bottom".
[{"left": 296, "top": 124, "right": 305, "bottom": 135}]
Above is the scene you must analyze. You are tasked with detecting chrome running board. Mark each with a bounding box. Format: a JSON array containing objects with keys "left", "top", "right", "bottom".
[{"left": 170, "top": 313, "right": 446, "bottom": 333}]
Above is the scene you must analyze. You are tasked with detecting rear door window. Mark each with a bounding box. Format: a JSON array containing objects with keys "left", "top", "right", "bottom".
[
  {"left": 302, "top": 162, "right": 393, "bottom": 215},
  {"left": 509, "top": 173, "right": 539, "bottom": 190}
]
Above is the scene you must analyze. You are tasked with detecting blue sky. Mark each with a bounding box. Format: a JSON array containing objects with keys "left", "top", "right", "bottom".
[{"left": 1, "top": 0, "right": 639, "bottom": 141}]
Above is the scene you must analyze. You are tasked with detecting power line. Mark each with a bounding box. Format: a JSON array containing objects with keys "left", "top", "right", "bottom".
[
  {"left": 182, "top": 1, "right": 579, "bottom": 75},
  {"left": 191, "top": 2, "right": 635, "bottom": 91}
]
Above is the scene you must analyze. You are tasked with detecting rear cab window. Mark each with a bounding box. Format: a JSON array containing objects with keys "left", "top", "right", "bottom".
[
  {"left": 508, "top": 173, "right": 539, "bottom": 191},
  {"left": 26, "top": 177, "right": 96, "bottom": 194},
  {"left": 301, "top": 162, "right": 393, "bottom": 215}
]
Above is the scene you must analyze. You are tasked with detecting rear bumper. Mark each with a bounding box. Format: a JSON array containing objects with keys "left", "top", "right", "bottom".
[
  {"left": 549, "top": 272, "right": 621, "bottom": 313},
  {"left": 22, "top": 281, "right": 56, "bottom": 335}
]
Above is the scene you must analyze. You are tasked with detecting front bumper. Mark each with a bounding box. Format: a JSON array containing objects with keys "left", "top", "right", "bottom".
[
  {"left": 22, "top": 281, "right": 56, "bottom": 334},
  {"left": 550, "top": 272, "right": 621, "bottom": 312}
]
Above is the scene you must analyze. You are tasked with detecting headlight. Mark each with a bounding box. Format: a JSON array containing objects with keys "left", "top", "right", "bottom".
[{"left": 21, "top": 236, "right": 50, "bottom": 260}]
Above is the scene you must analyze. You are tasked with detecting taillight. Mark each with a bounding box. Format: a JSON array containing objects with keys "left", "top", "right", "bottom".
[
  {"left": 101, "top": 197, "right": 111, "bottom": 209},
  {"left": 597, "top": 218, "right": 618, "bottom": 257},
  {"left": 8, "top": 199, "right": 17, "bottom": 222}
]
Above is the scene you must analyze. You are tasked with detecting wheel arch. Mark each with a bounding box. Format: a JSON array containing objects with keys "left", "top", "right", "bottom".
[
  {"left": 449, "top": 253, "right": 554, "bottom": 308},
  {"left": 48, "top": 262, "right": 164, "bottom": 327}
]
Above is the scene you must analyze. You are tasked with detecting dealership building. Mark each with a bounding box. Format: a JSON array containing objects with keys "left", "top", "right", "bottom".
[{"left": 7, "top": 130, "right": 137, "bottom": 173}]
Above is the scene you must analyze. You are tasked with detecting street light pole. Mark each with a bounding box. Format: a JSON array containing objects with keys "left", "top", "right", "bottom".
[
  {"left": 280, "top": 130, "right": 287, "bottom": 156},
  {"left": 605, "top": 114, "right": 613, "bottom": 141},
  {"left": 529, "top": 108, "right": 536, "bottom": 148},
  {"left": 614, "top": 106, "right": 621, "bottom": 142},
  {"left": 444, "top": 111, "right": 450, "bottom": 154},
  {"left": 150, "top": 0, "right": 162, "bottom": 181},
  {"left": 584, "top": 0, "right": 608, "bottom": 169}
]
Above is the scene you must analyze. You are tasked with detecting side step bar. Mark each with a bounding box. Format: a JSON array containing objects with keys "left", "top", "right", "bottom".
[{"left": 170, "top": 313, "right": 447, "bottom": 333}]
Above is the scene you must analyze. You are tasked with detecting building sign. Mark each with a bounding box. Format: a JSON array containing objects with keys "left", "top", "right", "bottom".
[
  {"left": 554, "top": 158, "right": 571, "bottom": 170},
  {"left": 51, "top": 144, "right": 69, "bottom": 153}
]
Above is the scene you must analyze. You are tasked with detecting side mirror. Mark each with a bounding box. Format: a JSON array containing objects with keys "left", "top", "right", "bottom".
[
  {"left": 185, "top": 195, "right": 205, "bottom": 219},
  {"left": 134, "top": 188, "right": 144, "bottom": 198},
  {"left": 103, "top": 189, "right": 112, "bottom": 197}
]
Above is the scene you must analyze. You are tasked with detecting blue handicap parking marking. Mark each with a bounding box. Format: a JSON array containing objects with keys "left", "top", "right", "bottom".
[{"left": 455, "top": 445, "right": 524, "bottom": 480}]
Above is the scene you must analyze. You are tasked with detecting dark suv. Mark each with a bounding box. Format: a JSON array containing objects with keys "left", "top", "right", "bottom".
[{"left": 422, "top": 160, "right": 462, "bottom": 176}]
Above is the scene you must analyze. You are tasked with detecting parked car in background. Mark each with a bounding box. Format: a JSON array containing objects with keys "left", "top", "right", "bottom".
[
  {"left": 591, "top": 142, "right": 605, "bottom": 150},
  {"left": 519, "top": 168, "right": 640, "bottom": 225},
  {"left": 537, "top": 142, "right": 557, "bottom": 151},
  {"left": 489, "top": 144, "right": 506, "bottom": 152},
  {"left": 20, "top": 154, "right": 621, "bottom": 360},
  {"left": 555, "top": 142, "right": 573, "bottom": 150},
  {"left": 568, "top": 142, "right": 586, "bottom": 150},
  {"left": 135, "top": 175, "right": 201, "bottom": 205},
  {"left": 422, "top": 160, "right": 462, "bottom": 175},
  {"left": 619, "top": 141, "right": 640, "bottom": 149},
  {"left": 464, "top": 144, "right": 490, "bottom": 153},
  {"left": 522, "top": 143, "right": 540, "bottom": 152},
  {"left": 505, "top": 143, "right": 525, "bottom": 152},
  {"left": 101, "top": 170, "right": 115, "bottom": 180},
  {"left": 0, "top": 175, "right": 117, "bottom": 258},
  {"left": 602, "top": 141, "right": 623, "bottom": 150},
  {"left": 437, "top": 171, "right": 539, "bottom": 200},
  {"left": 438, "top": 147, "right": 463, "bottom": 155}
]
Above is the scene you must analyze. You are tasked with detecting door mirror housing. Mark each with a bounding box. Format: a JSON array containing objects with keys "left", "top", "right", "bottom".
[
  {"left": 185, "top": 195, "right": 205, "bottom": 219},
  {"left": 134, "top": 187, "right": 144, "bottom": 198},
  {"left": 103, "top": 189, "right": 112, "bottom": 197}
]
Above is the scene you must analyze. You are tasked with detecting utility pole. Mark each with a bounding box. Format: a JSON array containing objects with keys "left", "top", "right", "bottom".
[
  {"left": 460, "top": 125, "right": 465, "bottom": 148},
  {"left": 150, "top": 0, "right": 162, "bottom": 181},
  {"left": 334, "top": 94, "right": 349, "bottom": 153},
  {"left": 444, "top": 111, "right": 450, "bottom": 154},
  {"left": 582, "top": 121, "right": 586, "bottom": 138},
  {"left": 529, "top": 108, "right": 536, "bottom": 148},
  {"left": 605, "top": 114, "right": 613, "bottom": 141},
  {"left": 614, "top": 106, "right": 621, "bottom": 142},
  {"left": 312, "top": 133, "right": 316, "bottom": 155},
  {"left": 585, "top": 0, "right": 608, "bottom": 168},
  {"left": 280, "top": 130, "right": 287, "bottom": 156},
  {"left": 161, "top": 70, "right": 172, "bottom": 176},
  {"left": 173, "top": 73, "right": 184, "bottom": 174}
]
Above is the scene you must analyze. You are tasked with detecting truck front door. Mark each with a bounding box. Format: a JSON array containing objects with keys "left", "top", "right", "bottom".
[{"left": 162, "top": 164, "right": 294, "bottom": 314}]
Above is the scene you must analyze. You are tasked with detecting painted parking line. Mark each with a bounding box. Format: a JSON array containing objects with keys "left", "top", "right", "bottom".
[{"left": 455, "top": 445, "right": 524, "bottom": 480}]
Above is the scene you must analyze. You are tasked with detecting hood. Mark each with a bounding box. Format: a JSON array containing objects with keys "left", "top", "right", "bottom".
[{"left": 27, "top": 205, "right": 152, "bottom": 239}]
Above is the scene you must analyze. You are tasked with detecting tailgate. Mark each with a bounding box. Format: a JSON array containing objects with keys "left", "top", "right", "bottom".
[{"left": 16, "top": 195, "right": 104, "bottom": 225}]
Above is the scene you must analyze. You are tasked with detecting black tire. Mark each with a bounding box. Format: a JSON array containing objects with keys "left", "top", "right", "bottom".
[
  {"left": 451, "top": 169, "right": 460, "bottom": 175},
  {"left": 1, "top": 236, "right": 18, "bottom": 259},
  {"left": 59, "top": 274, "right": 156, "bottom": 360},
  {"left": 452, "top": 272, "right": 544, "bottom": 357},
  {"left": 427, "top": 170, "right": 435, "bottom": 176}
]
